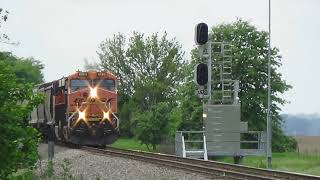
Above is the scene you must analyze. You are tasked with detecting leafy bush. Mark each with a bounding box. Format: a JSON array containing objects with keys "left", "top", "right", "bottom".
[
  {"left": 134, "top": 102, "right": 171, "bottom": 150},
  {"left": 0, "top": 52, "right": 43, "bottom": 179}
]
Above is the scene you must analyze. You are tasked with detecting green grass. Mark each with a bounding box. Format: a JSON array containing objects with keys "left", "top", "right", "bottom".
[
  {"left": 216, "top": 152, "right": 320, "bottom": 176},
  {"left": 111, "top": 138, "right": 158, "bottom": 152},
  {"left": 112, "top": 138, "right": 320, "bottom": 176},
  {"left": 8, "top": 169, "right": 36, "bottom": 180}
]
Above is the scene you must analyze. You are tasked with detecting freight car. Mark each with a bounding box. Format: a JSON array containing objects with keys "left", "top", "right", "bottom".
[{"left": 29, "top": 71, "right": 119, "bottom": 146}]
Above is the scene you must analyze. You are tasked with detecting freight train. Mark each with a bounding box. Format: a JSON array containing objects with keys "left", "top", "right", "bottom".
[{"left": 29, "top": 71, "right": 119, "bottom": 146}]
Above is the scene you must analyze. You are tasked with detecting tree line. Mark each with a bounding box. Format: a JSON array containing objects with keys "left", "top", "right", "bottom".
[{"left": 0, "top": 9, "right": 296, "bottom": 178}]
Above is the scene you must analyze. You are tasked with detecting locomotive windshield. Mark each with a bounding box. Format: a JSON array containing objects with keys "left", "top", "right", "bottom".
[
  {"left": 70, "top": 79, "right": 115, "bottom": 92},
  {"left": 94, "top": 79, "right": 115, "bottom": 91},
  {"left": 70, "top": 80, "right": 88, "bottom": 91}
]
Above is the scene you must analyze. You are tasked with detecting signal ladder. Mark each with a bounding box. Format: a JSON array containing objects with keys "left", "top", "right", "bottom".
[
  {"left": 222, "top": 43, "right": 232, "bottom": 103},
  {"left": 213, "top": 42, "right": 234, "bottom": 104}
]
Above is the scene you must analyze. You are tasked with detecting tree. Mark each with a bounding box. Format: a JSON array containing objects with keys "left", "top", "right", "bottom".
[
  {"left": 0, "top": 11, "right": 44, "bottom": 178},
  {"left": 0, "top": 9, "right": 18, "bottom": 46},
  {"left": 175, "top": 63, "right": 203, "bottom": 131},
  {"left": 0, "top": 52, "right": 44, "bottom": 179},
  {"left": 97, "top": 33, "right": 132, "bottom": 97},
  {"left": 97, "top": 32, "right": 186, "bottom": 106},
  {"left": 83, "top": 58, "right": 101, "bottom": 71},
  {"left": 0, "top": 53, "right": 44, "bottom": 84},
  {"left": 189, "top": 19, "right": 296, "bottom": 152},
  {"left": 134, "top": 102, "right": 176, "bottom": 150},
  {"left": 97, "top": 32, "right": 186, "bottom": 138},
  {"left": 0, "top": 8, "right": 9, "bottom": 43}
]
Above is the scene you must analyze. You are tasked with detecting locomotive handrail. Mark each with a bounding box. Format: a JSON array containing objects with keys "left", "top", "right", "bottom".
[
  {"left": 111, "top": 111, "right": 120, "bottom": 129},
  {"left": 67, "top": 111, "right": 78, "bottom": 129}
]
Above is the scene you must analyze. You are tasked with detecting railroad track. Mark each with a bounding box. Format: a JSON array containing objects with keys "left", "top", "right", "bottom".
[{"left": 81, "top": 146, "right": 320, "bottom": 180}]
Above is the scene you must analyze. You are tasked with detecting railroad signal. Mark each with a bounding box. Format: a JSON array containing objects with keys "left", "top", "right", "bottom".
[
  {"left": 195, "top": 63, "right": 208, "bottom": 86},
  {"left": 194, "top": 22, "right": 211, "bottom": 100},
  {"left": 195, "top": 23, "right": 208, "bottom": 45}
]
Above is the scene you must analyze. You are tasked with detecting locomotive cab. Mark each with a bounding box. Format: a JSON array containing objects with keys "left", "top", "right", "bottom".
[{"left": 66, "top": 71, "right": 119, "bottom": 146}]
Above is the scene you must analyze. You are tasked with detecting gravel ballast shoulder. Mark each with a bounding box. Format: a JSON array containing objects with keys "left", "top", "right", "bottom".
[{"left": 36, "top": 145, "right": 213, "bottom": 180}]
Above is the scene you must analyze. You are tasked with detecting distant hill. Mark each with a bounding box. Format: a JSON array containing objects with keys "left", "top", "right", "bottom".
[{"left": 282, "top": 114, "right": 320, "bottom": 136}]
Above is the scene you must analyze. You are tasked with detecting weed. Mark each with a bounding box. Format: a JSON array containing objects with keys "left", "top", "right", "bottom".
[
  {"left": 60, "top": 158, "right": 78, "bottom": 180},
  {"left": 258, "top": 160, "right": 266, "bottom": 168},
  {"left": 8, "top": 169, "right": 36, "bottom": 180},
  {"left": 45, "top": 161, "right": 54, "bottom": 179}
]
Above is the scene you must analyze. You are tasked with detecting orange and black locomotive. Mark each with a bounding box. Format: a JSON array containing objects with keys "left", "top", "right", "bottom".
[{"left": 29, "top": 71, "right": 119, "bottom": 146}]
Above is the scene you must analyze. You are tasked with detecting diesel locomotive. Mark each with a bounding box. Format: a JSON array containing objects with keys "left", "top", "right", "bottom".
[{"left": 29, "top": 71, "right": 119, "bottom": 146}]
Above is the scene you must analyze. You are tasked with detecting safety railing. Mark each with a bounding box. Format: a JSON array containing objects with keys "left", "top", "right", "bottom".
[
  {"left": 175, "top": 131, "right": 208, "bottom": 160},
  {"left": 175, "top": 130, "right": 266, "bottom": 158}
]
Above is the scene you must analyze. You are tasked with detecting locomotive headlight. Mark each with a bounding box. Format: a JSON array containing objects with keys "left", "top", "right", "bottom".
[
  {"left": 103, "top": 111, "right": 110, "bottom": 120},
  {"left": 90, "top": 87, "right": 97, "bottom": 98},
  {"left": 78, "top": 111, "right": 86, "bottom": 120}
]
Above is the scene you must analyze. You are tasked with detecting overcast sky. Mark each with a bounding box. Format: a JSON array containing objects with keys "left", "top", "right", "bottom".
[{"left": 1, "top": 0, "right": 319, "bottom": 115}]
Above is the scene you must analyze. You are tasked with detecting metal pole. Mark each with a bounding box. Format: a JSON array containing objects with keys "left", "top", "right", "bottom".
[
  {"left": 267, "top": 0, "right": 272, "bottom": 169},
  {"left": 233, "top": 80, "right": 239, "bottom": 104},
  {"left": 203, "top": 134, "right": 208, "bottom": 161},
  {"left": 207, "top": 42, "right": 212, "bottom": 104},
  {"left": 182, "top": 135, "right": 186, "bottom": 158}
]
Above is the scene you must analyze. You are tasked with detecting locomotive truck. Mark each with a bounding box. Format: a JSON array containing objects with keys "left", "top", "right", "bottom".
[{"left": 29, "top": 71, "right": 119, "bottom": 146}]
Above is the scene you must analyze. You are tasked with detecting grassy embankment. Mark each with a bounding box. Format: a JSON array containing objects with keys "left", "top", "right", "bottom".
[
  {"left": 111, "top": 138, "right": 320, "bottom": 176},
  {"left": 111, "top": 138, "right": 158, "bottom": 152},
  {"left": 217, "top": 153, "right": 320, "bottom": 176}
]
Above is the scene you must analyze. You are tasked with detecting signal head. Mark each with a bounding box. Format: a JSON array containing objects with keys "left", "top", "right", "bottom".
[
  {"left": 195, "top": 23, "right": 208, "bottom": 45},
  {"left": 195, "top": 63, "right": 208, "bottom": 86}
]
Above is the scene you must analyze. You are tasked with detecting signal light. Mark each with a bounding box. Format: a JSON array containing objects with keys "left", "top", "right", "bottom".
[
  {"left": 195, "top": 23, "right": 208, "bottom": 45},
  {"left": 195, "top": 63, "right": 208, "bottom": 86}
]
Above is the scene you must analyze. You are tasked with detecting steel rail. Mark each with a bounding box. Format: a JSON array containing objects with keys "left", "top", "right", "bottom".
[{"left": 81, "top": 146, "right": 320, "bottom": 180}]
